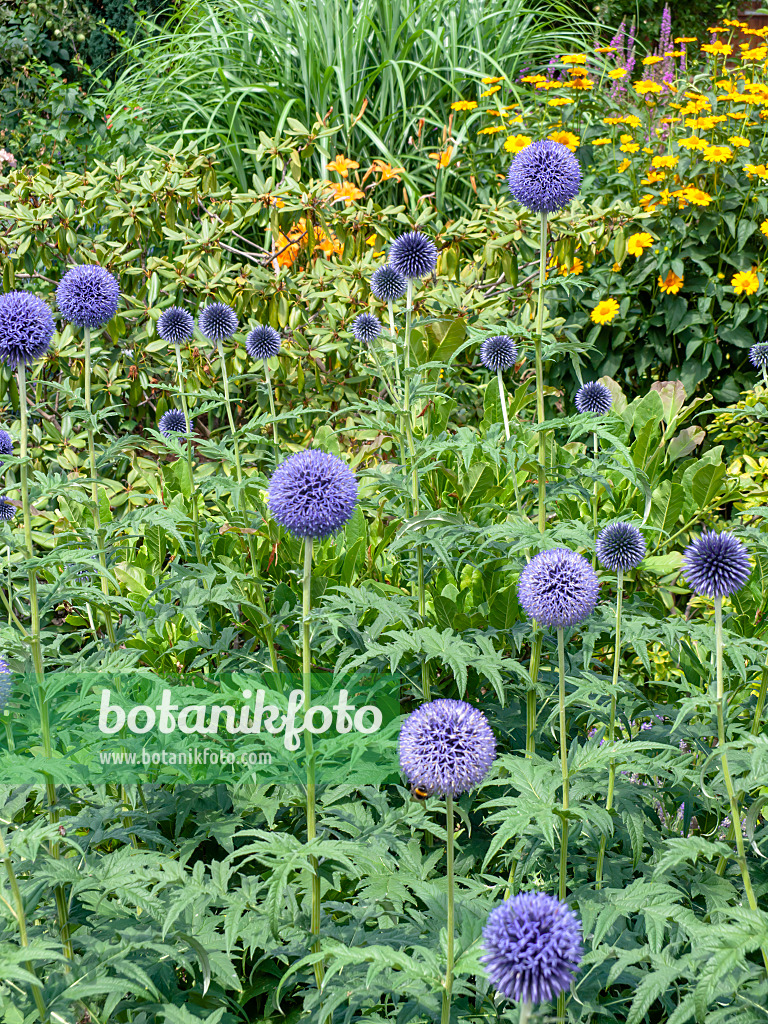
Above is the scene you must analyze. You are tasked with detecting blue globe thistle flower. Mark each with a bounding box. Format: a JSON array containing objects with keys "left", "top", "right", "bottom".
[
  {"left": 245, "top": 325, "right": 282, "bottom": 361},
  {"left": 596, "top": 522, "right": 646, "bottom": 572},
  {"left": 351, "top": 313, "right": 382, "bottom": 344},
  {"left": 507, "top": 140, "right": 582, "bottom": 214},
  {"left": 749, "top": 342, "right": 768, "bottom": 369},
  {"left": 197, "top": 302, "right": 238, "bottom": 342},
  {"left": 158, "top": 409, "right": 189, "bottom": 438},
  {"left": 371, "top": 265, "right": 408, "bottom": 302},
  {"left": 683, "top": 531, "right": 751, "bottom": 598},
  {"left": 388, "top": 231, "right": 438, "bottom": 279},
  {"left": 0, "top": 499, "right": 16, "bottom": 521},
  {"left": 56, "top": 264, "right": 120, "bottom": 329},
  {"left": 0, "top": 291, "right": 55, "bottom": 368},
  {"left": 575, "top": 381, "right": 612, "bottom": 415},
  {"left": 481, "top": 891, "right": 583, "bottom": 1005},
  {"left": 157, "top": 306, "right": 194, "bottom": 345},
  {"left": 399, "top": 698, "right": 496, "bottom": 798},
  {"left": 518, "top": 548, "right": 600, "bottom": 627},
  {"left": 267, "top": 449, "right": 358, "bottom": 539},
  {"left": 0, "top": 429, "right": 13, "bottom": 467},
  {"left": 480, "top": 335, "right": 518, "bottom": 372},
  {"left": 0, "top": 657, "right": 11, "bottom": 712}
]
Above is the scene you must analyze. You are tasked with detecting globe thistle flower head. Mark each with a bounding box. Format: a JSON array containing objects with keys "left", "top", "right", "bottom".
[
  {"left": 480, "top": 335, "right": 518, "bottom": 372},
  {"left": 371, "top": 264, "right": 408, "bottom": 302},
  {"left": 388, "top": 231, "right": 438, "bottom": 279},
  {"left": 267, "top": 449, "right": 358, "bottom": 540},
  {"left": 0, "top": 429, "right": 13, "bottom": 467},
  {"left": 157, "top": 306, "right": 194, "bottom": 345},
  {"left": 197, "top": 302, "right": 238, "bottom": 342},
  {"left": 0, "top": 499, "right": 15, "bottom": 521},
  {"left": 596, "top": 522, "right": 646, "bottom": 572},
  {"left": 518, "top": 547, "right": 600, "bottom": 627},
  {"left": 399, "top": 698, "right": 496, "bottom": 798},
  {"left": 56, "top": 264, "right": 120, "bottom": 329},
  {"left": 749, "top": 342, "right": 768, "bottom": 369},
  {"left": 575, "top": 381, "right": 612, "bottom": 415},
  {"left": 158, "top": 409, "right": 189, "bottom": 438},
  {"left": 507, "top": 140, "right": 582, "bottom": 214},
  {"left": 0, "top": 657, "right": 11, "bottom": 712},
  {"left": 245, "top": 325, "right": 282, "bottom": 361},
  {"left": 351, "top": 313, "right": 382, "bottom": 344},
  {"left": 0, "top": 291, "right": 55, "bottom": 368},
  {"left": 683, "top": 531, "right": 751, "bottom": 598},
  {"left": 481, "top": 891, "right": 583, "bottom": 1004}
]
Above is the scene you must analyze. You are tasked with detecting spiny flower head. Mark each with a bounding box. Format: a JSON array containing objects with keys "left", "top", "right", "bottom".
[
  {"left": 481, "top": 891, "right": 583, "bottom": 1004},
  {"left": 388, "top": 231, "right": 438, "bottom": 279},
  {"left": 399, "top": 698, "right": 496, "bottom": 798},
  {"left": 518, "top": 547, "right": 600, "bottom": 627},
  {"left": 158, "top": 409, "right": 189, "bottom": 438},
  {"left": 0, "top": 657, "right": 11, "bottom": 711},
  {"left": 351, "top": 313, "right": 382, "bottom": 343},
  {"left": 596, "top": 522, "right": 646, "bottom": 572},
  {"left": 749, "top": 342, "right": 768, "bottom": 369},
  {"left": 507, "top": 140, "right": 582, "bottom": 213},
  {"left": 683, "top": 531, "right": 751, "bottom": 598},
  {"left": 0, "top": 429, "right": 13, "bottom": 466},
  {"left": 197, "top": 302, "right": 238, "bottom": 342},
  {"left": 371, "top": 264, "right": 408, "bottom": 302},
  {"left": 0, "top": 291, "right": 55, "bottom": 368},
  {"left": 575, "top": 381, "right": 612, "bottom": 414},
  {"left": 56, "top": 264, "right": 120, "bottom": 329},
  {"left": 245, "top": 325, "right": 282, "bottom": 361},
  {"left": 480, "top": 335, "right": 518, "bottom": 372},
  {"left": 0, "top": 499, "right": 15, "bottom": 520},
  {"left": 267, "top": 449, "right": 358, "bottom": 539},
  {"left": 157, "top": 306, "right": 194, "bottom": 344}
]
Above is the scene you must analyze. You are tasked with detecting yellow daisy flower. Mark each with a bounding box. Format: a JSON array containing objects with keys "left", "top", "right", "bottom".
[{"left": 591, "top": 298, "right": 620, "bottom": 324}]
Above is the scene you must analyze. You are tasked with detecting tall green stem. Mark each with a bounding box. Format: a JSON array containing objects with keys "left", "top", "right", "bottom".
[
  {"left": 387, "top": 300, "right": 402, "bottom": 390},
  {"left": 498, "top": 368, "right": 510, "bottom": 441},
  {"left": 556, "top": 625, "right": 569, "bottom": 1024},
  {"left": 0, "top": 830, "right": 48, "bottom": 1021},
  {"left": 303, "top": 539, "right": 325, "bottom": 995},
  {"left": 596, "top": 568, "right": 622, "bottom": 890},
  {"left": 83, "top": 327, "right": 115, "bottom": 643},
  {"left": 526, "top": 634, "right": 541, "bottom": 757},
  {"left": 174, "top": 343, "right": 202, "bottom": 562},
  {"left": 519, "top": 1002, "right": 532, "bottom": 1024},
  {"left": 17, "top": 364, "right": 72, "bottom": 963},
  {"left": 263, "top": 360, "right": 279, "bottom": 453},
  {"left": 713, "top": 595, "right": 768, "bottom": 973},
  {"left": 592, "top": 432, "right": 599, "bottom": 568},
  {"left": 534, "top": 211, "right": 548, "bottom": 535},
  {"left": 440, "top": 793, "right": 454, "bottom": 1024}
]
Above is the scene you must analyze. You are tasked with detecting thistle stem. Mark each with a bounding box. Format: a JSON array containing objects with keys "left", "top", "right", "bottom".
[
  {"left": 83, "top": 327, "right": 116, "bottom": 643},
  {"left": 440, "top": 793, "right": 454, "bottom": 1024},
  {"left": 498, "top": 367, "right": 510, "bottom": 441},
  {"left": 713, "top": 595, "right": 768, "bottom": 973},
  {"left": 174, "top": 343, "right": 202, "bottom": 562},
  {"left": 534, "top": 211, "right": 548, "bottom": 534},
  {"left": 387, "top": 300, "right": 402, "bottom": 390},
  {"left": 592, "top": 431, "right": 599, "bottom": 568},
  {"left": 596, "top": 568, "right": 622, "bottom": 890},
  {"left": 526, "top": 633, "right": 542, "bottom": 757},
  {"left": 0, "top": 830, "right": 48, "bottom": 1021},
  {"left": 557, "top": 626, "right": 569, "bottom": 902},
  {"left": 303, "top": 539, "right": 325, "bottom": 995},
  {"left": 519, "top": 1002, "right": 533, "bottom": 1024},
  {"left": 263, "top": 359, "right": 280, "bottom": 455}
]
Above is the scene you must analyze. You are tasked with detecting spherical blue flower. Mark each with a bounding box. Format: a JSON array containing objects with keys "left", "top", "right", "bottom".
[
  {"left": 388, "top": 231, "right": 438, "bottom": 279},
  {"left": 0, "top": 429, "right": 13, "bottom": 467},
  {"left": 480, "top": 335, "right": 518, "bottom": 372},
  {"left": 197, "top": 302, "right": 238, "bottom": 342},
  {"left": 157, "top": 306, "right": 194, "bottom": 345},
  {"left": 683, "top": 531, "right": 751, "bottom": 598},
  {"left": 56, "top": 264, "right": 120, "bottom": 329},
  {"left": 0, "top": 499, "right": 16, "bottom": 521},
  {"left": 0, "top": 657, "right": 11, "bottom": 712},
  {"left": 518, "top": 548, "right": 600, "bottom": 627},
  {"left": 267, "top": 449, "right": 358, "bottom": 539},
  {"left": 0, "top": 291, "right": 55, "bottom": 368},
  {"left": 399, "top": 698, "right": 496, "bottom": 798},
  {"left": 351, "top": 313, "right": 382, "bottom": 344},
  {"left": 481, "top": 891, "right": 583, "bottom": 1005},
  {"left": 749, "top": 342, "right": 768, "bottom": 369},
  {"left": 575, "top": 381, "right": 612, "bottom": 415},
  {"left": 158, "top": 409, "right": 189, "bottom": 438},
  {"left": 597, "top": 522, "right": 646, "bottom": 572},
  {"left": 507, "top": 140, "right": 582, "bottom": 214},
  {"left": 371, "top": 265, "right": 408, "bottom": 302},
  {"left": 245, "top": 325, "right": 282, "bottom": 361}
]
